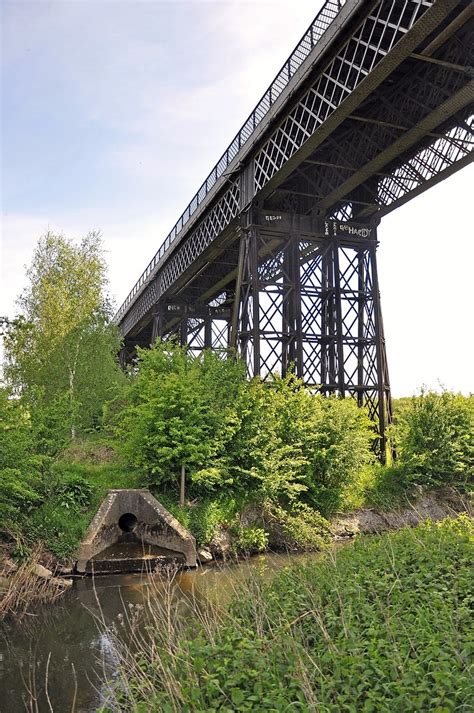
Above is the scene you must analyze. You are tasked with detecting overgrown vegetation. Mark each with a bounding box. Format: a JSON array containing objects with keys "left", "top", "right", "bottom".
[
  {"left": 0, "top": 230, "right": 472, "bottom": 563},
  {"left": 100, "top": 516, "right": 474, "bottom": 712},
  {"left": 393, "top": 388, "right": 473, "bottom": 487},
  {"left": 117, "top": 341, "right": 375, "bottom": 513}
]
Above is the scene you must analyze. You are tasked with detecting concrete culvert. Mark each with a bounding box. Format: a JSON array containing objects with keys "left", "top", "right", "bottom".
[
  {"left": 118, "top": 512, "right": 138, "bottom": 532},
  {"left": 76, "top": 489, "right": 197, "bottom": 571}
]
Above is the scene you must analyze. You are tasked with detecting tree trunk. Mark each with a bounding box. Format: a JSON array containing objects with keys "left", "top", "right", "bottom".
[
  {"left": 68, "top": 367, "right": 76, "bottom": 441},
  {"left": 68, "top": 339, "right": 81, "bottom": 441},
  {"left": 180, "top": 463, "right": 186, "bottom": 507}
]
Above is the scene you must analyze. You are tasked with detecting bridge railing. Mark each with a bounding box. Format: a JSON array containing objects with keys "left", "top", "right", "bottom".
[{"left": 115, "top": 0, "right": 346, "bottom": 324}]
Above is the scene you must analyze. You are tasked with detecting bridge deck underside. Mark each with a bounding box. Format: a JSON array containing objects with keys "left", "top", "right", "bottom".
[{"left": 121, "top": 1, "right": 473, "bottom": 342}]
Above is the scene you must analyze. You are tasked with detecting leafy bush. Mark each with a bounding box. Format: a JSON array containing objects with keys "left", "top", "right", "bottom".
[
  {"left": 0, "top": 387, "right": 33, "bottom": 470},
  {"left": 220, "top": 375, "right": 374, "bottom": 513},
  {"left": 265, "top": 501, "right": 331, "bottom": 550},
  {"left": 28, "top": 390, "right": 75, "bottom": 456},
  {"left": 118, "top": 353, "right": 374, "bottom": 514},
  {"left": 0, "top": 468, "right": 41, "bottom": 526},
  {"left": 117, "top": 341, "right": 245, "bottom": 498},
  {"left": 28, "top": 501, "right": 90, "bottom": 559},
  {"left": 55, "top": 474, "right": 94, "bottom": 509},
  {"left": 189, "top": 498, "right": 239, "bottom": 546},
  {"left": 395, "top": 389, "right": 473, "bottom": 486},
  {"left": 234, "top": 526, "right": 269, "bottom": 554},
  {"left": 304, "top": 395, "right": 375, "bottom": 514},
  {"left": 0, "top": 388, "right": 43, "bottom": 530},
  {"left": 157, "top": 494, "right": 241, "bottom": 546}
]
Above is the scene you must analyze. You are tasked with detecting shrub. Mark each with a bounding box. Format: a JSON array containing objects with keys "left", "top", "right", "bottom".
[
  {"left": 0, "top": 387, "right": 33, "bottom": 470},
  {"left": 395, "top": 389, "right": 473, "bottom": 486},
  {"left": 225, "top": 375, "right": 374, "bottom": 513},
  {"left": 28, "top": 501, "right": 90, "bottom": 559},
  {"left": 189, "top": 498, "right": 240, "bottom": 546},
  {"left": 0, "top": 468, "right": 41, "bottom": 526},
  {"left": 118, "top": 355, "right": 374, "bottom": 512},
  {"left": 265, "top": 501, "right": 331, "bottom": 551},
  {"left": 157, "top": 494, "right": 241, "bottom": 546},
  {"left": 55, "top": 474, "right": 94, "bottom": 509},
  {"left": 117, "top": 342, "right": 245, "bottom": 499},
  {"left": 305, "top": 395, "right": 375, "bottom": 514},
  {"left": 0, "top": 388, "right": 43, "bottom": 530},
  {"left": 234, "top": 526, "right": 269, "bottom": 554}
]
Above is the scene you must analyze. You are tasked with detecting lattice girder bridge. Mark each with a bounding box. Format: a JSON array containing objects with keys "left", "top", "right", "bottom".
[{"left": 115, "top": 0, "right": 474, "bottom": 454}]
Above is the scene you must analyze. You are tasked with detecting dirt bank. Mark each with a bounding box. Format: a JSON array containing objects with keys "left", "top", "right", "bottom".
[{"left": 331, "top": 488, "right": 471, "bottom": 539}]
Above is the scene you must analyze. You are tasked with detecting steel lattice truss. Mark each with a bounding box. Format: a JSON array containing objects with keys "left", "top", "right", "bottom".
[
  {"left": 116, "top": 0, "right": 473, "bottom": 453},
  {"left": 120, "top": 179, "right": 240, "bottom": 336},
  {"left": 254, "top": 0, "right": 434, "bottom": 191}
]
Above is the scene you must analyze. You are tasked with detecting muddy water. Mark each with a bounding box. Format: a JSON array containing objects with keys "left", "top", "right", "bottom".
[{"left": 0, "top": 551, "right": 324, "bottom": 712}]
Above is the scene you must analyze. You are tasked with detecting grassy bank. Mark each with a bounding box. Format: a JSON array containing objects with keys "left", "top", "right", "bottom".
[
  {"left": 0, "top": 439, "right": 470, "bottom": 564},
  {"left": 101, "top": 516, "right": 474, "bottom": 712}
]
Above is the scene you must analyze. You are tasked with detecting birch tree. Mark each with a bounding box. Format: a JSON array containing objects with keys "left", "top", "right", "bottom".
[{"left": 3, "top": 231, "right": 123, "bottom": 442}]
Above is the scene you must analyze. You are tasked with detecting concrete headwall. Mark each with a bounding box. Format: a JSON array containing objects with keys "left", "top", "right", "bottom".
[{"left": 76, "top": 489, "right": 196, "bottom": 571}]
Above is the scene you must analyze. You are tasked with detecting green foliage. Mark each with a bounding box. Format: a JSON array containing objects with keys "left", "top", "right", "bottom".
[
  {"left": 394, "top": 389, "right": 473, "bottom": 486},
  {"left": 119, "top": 350, "right": 374, "bottom": 512},
  {"left": 28, "top": 390, "right": 76, "bottom": 456},
  {"left": 3, "top": 230, "right": 124, "bottom": 440},
  {"left": 159, "top": 494, "right": 241, "bottom": 546},
  {"left": 21, "top": 460, "right": 143, "bottom": 558},
  {"left": 28, "top": 501, "right": 91, "bottom": 560},
  {"left": 223, "top": 375, "right": 374, "bottom": 514},
  {"left": 111, "top": 516, "right": 474, "bottom": 712},
  {"left": 55, "top": 474, "right": 94, "bottom": 509},
  {"left": 0, "top": 387, "right": 33, "bottom": 469},
  {"left": 118, "top": 341, "right": 245, "bottom": 495},
  {"left": 223, "top": 375, "right": 314, "bottom": 502},
  {"left": 0, "top": 469, "right": 41, "bottom": 525},
  {"left": 0, "top": 388, "right": 42, "bottom": 529},
  {"left": 306, "top": 395, "right": 375, "bottom": 513},
  {"left": 189, "top": 498, "right": 240, "bottom": 545},
  {"left": 0, "top": 387, "right": 143, "bottom": 557},
  {"left": 361, "top": 463, "right": 414, "bottom": 509},
  {"left": 266, "top": 501, "right": 331, "bottom": 550},
  {"left": 234, "top": 526, "right": 269, "bottom": 554}
]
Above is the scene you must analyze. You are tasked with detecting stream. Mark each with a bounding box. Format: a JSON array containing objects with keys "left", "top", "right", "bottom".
[{"left": 0, "top": 551, "right": 327, "bottom": 712}]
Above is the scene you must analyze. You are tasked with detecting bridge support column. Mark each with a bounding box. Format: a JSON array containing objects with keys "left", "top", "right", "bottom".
[
  {"left": 160, "top": 302, "right": 231, "bottom": 356},
  {"left": 234, "top": 214, "right": 392, "bottom": 458}
]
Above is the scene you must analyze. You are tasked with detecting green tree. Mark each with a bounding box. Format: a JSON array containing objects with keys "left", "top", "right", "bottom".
[
  {"left": 395, "top": 389, "right": 473, "bottom": 486},
  {"left": 118, "top": 341, "right": 242, "bottom": 504},
  {"left": 3, "top": 231, "right": 123, "bottom": 444}
]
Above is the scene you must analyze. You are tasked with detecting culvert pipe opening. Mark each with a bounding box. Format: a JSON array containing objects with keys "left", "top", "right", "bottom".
[{"left": 118, "top": 512, "right": 138, "bottom": 532}]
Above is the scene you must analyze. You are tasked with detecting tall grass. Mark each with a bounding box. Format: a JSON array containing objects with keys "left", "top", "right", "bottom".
[
  {"left": 0, "top": 545, "right": 70, "bottom": 622},
  {"left": 99, "top": 516, "right": 473, "bottom": 712}
]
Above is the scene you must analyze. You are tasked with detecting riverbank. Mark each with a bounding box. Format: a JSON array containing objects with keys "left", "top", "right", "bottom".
[
  {"left": 1, "top": 487, "right": 471, "bottom": 622},
  {"left": 197, "top": 486, "right": 471, "bottom": 561},
  {"left": 101, "top": 515, "right": 474, "bottom": 712},
  {"left": 0, "top": 545, "right": 73, "bottom": 622}
]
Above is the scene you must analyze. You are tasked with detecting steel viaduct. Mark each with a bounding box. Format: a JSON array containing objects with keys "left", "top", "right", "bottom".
[{"left": 115, "top": 0, "right": 473, "bottom": 455}]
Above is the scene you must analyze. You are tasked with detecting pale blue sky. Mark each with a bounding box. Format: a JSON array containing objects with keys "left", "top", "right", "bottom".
[{"left": 1, "top": 0, "right": 472, "bottom": 396}]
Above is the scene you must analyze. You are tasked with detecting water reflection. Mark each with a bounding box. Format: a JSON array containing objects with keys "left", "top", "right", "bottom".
[{"left": 0, "top": 551, "right": 326, "bottom": 712}]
